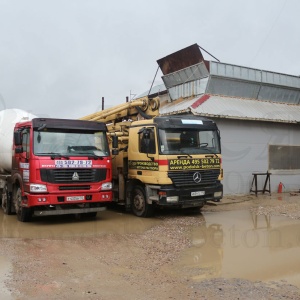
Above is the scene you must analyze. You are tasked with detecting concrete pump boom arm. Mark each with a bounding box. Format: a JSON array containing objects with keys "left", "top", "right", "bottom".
[{"left": 80, "top": 96, "right": 160, "bottom": 124}]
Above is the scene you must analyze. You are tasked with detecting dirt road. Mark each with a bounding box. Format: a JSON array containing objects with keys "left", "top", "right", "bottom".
[{"left": 1, "top": 193, "right": 300, "bottom": 299}]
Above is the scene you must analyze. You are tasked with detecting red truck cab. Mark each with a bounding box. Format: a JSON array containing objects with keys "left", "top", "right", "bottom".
[{"left": 9, "top": 118, "right": 112, "bottom": 221}]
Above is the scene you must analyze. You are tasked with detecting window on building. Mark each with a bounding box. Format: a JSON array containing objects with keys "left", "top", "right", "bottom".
[{"left": 269, "top": 145, "right": 300, "bottom": 170}]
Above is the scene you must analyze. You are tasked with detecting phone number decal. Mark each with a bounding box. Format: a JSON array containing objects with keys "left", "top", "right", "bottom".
[
  {"left": 169, "top": 158, "right": 220, "bottom": 170},
  {"left": 55, "top": 160, "right": 92, "bottom": 168}
]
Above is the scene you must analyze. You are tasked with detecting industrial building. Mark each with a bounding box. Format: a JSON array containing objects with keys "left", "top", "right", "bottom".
[{"left": 144, "top": 44, "right": 300, "bottom": 195}]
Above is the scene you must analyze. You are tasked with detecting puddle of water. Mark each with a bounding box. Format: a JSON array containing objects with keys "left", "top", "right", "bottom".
[
  {"left": 2, "top": 207, "right": 300, "bottom": 288},
  {"left": 172, "top": 210, "right": 300, "bottom": 287},
  {"left": 0, "top": 210, "right": 161, "bottom": 239},
  {"left": 0, "top": 256, "right": 12, "bottom": 300}
]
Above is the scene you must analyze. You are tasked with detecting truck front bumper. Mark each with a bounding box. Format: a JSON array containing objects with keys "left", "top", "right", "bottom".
[
  {"left": 23, "top": 191, "right": 112, "bottom": 207},
  {"left": 33, "top": 206, "right": 106, "bottom": 216},
  {"left": 151, "top": 182, "right": 223, "bottom": 208}
]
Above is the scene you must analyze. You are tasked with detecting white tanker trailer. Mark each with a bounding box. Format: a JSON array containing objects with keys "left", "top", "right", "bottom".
[{"left": 0, "top": 109, "right": 37, "bottom": 173}]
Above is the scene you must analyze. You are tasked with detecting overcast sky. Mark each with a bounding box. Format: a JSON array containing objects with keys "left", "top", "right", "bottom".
[{"left": 0, "top": 0, "right": 298, "bottom": 119}]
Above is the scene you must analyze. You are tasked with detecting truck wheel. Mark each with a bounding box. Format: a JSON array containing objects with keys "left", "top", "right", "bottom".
[
  {"left": 2, "top": 184, "right": 12, "bottom": 215},
  {"left": 14, "top": 187, "right": 32, "bottom": 222},
  {"left": 131, "top": 185, "right": 154, "bottom": 218}
]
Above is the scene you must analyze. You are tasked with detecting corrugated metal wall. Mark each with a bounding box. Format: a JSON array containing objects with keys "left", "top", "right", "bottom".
[
  {"left": 168, "top": 78, "right": 208, "bottom": 100},
  {"left": 162, "top": 62, "right": 209, "bottom": 100},
  {"left": 208, "top": 61, "right": 300, "bottom": 104},
  {"left": 162, "top": 60, "right": 300, "bottom": 105},
  {"left": 215, "top": 118, "right": 300, "bottom": 195}
]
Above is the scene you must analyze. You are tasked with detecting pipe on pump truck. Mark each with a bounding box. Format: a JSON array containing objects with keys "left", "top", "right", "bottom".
[{"left": 80, "top": 96, "right": 160, "bottom": 124}]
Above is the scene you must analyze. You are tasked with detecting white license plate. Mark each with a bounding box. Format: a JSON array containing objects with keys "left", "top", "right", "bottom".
[
  {"left": 66, "top": 196, "right": 85, "bottom": 201},
  {"left": 191, "top": 191, "right": 205, "bottom": 197}
]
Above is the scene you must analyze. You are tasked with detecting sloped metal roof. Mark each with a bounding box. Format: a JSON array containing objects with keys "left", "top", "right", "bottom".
[
  {"left": 160, "top": 94, "right": 300, "bottom": 123},
  {"left": 159, "top": 97, "right": 194, "bottom": 115},
  {"left": 136, "top": 83, "right": 166, "bottom": 98}
]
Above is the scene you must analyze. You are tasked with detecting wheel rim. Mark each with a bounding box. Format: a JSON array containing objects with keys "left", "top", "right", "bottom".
[
  {"left": 15, "top": 189, "right": 22, "bottom": 215},
  {"left": 2, "top": 188, "right": 7, "bottom": 211},
  {"left": 133, "top": 190, "right": 145, "bottom": 212}
]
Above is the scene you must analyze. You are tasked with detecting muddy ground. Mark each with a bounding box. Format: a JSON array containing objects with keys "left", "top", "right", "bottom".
[{"left": 1, "top": 193, "right": 300, "bottom": 299}]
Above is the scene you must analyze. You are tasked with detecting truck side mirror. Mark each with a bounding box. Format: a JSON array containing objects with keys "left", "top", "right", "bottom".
[
  {"left": 15, "top": 146, "right": 24, "bottom": 153},
  {"left": 112, "top": 135, "right": 118, "bottom": 148},
  {"left": 112, "top": 149, "right": 119, "bottom": 155},
  {"left": 14, "top": 131, "right": 22, "bottom": 146},
  {"left": 111, "top": 135, "right": 119, "bottom": 155}
]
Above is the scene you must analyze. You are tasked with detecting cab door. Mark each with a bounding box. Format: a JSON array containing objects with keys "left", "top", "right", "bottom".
[
  {"left": 128, "top": 126, "right": 159, "bottom": 183},
  {"left": 17, "top": 128, "right": 31, "bottom": 192}
]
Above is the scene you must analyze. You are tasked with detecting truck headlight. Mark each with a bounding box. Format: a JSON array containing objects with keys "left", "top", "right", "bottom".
[
  {"left": 30, "top": 184, "right": 48, "bottom": 193},
  {"left": 166, "top": 196, "right": 179, "bottom": 203},
  {"left": 214, "top": 191, "right": 222, "bottom": 198},
  {"left": 101, "top": 182, "right": 112, "bottom": 190}
]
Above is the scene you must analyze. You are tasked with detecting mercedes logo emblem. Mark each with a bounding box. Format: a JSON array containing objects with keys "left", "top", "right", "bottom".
[{"left": 193, "top": 172, "right": 201, "bottom": 183}]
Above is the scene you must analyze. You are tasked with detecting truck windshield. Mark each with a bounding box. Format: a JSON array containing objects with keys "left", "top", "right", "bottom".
[
  {"left": 33, "top": 130, "right": 110, "bottom": 157},
  {"left": 158, "top": 128, "right": 221, "bottom": 155}
]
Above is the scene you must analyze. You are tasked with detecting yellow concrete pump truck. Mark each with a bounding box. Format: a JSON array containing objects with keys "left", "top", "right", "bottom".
[{"left": 81, "top": 97, "right": 223, "bottom": 217}]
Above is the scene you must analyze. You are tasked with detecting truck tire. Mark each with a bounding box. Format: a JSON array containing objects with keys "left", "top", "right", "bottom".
[
  {"left": 131, "top": 185, "right": 154, "bottom": 218},
  {"left": 2, "top": 184, "right": 12, "bottom": 215},
  {"left": 14, "top": 187, "right": 32, "bottom": 222}
]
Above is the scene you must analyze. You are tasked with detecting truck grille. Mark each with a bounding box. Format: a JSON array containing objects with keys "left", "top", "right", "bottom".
[
  {"left": 168, "top": 169, "right": 220, "bottom": 187},
  {"left": 59, "top": 185, "right": 91, "bottom": 190},
  {"left": 40, "top": 168, "right": 107, "bottom": 184}
]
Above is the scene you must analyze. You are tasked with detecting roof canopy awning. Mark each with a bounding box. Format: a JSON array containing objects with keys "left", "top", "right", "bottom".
[{"left": 160, "top": 94, "right": 300, "bottom": 124}]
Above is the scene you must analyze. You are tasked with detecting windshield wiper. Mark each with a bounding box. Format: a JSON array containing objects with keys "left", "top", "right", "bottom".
[
  {"left": 201, "top": 148, "right": 219, "bottom": 158},
  {"left": 177, "top": 149, "right": 192, "bottom": 159},
  {"left": 76, "top": 152, "right": 104, "bottom": 160},
  {"left": 49, "top": 153, "right": 70, "bottom": 160}
]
